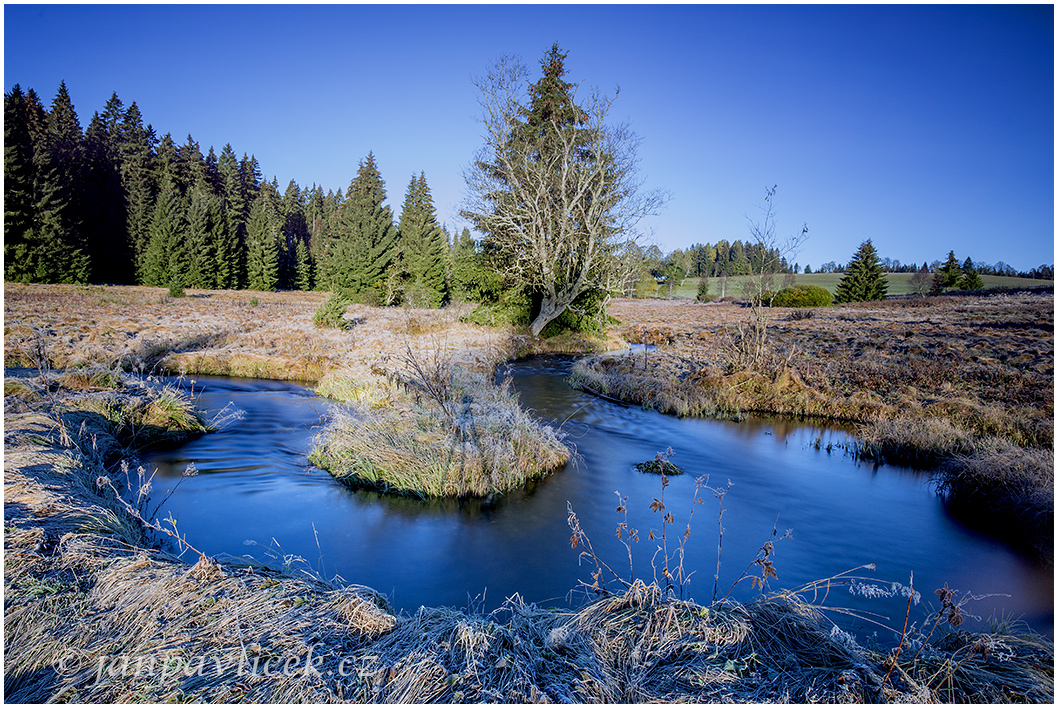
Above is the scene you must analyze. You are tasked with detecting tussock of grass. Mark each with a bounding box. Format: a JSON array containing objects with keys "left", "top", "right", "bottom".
[
  {"left": 936, "top": 448, "right": 1054, "bottom": 559},
  {"left": 57, "top": 365, "right": 124, "bottom": 391},
  {"left": 311, "top": 356, "right": 569, "bottom": 498}
]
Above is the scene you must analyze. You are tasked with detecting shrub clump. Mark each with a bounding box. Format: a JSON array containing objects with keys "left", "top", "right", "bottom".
[
  {"left": 771, "top": 284, "right": 833, "bottom": 308},
  {"left": 313, "top": 291, "right": 355, "bottom": 330},
  {"left": 167, "top": 275, "right": 186, "bottom": 299}
]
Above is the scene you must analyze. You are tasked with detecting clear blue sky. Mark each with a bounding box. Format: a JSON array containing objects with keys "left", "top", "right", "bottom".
[{"left": 5, "top": 4, "right": 1053, "bottom": 271}]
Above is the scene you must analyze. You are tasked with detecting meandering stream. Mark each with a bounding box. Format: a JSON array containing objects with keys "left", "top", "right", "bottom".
[{"left": 140, "top": 358, "right": 1052, "bottom": 640}]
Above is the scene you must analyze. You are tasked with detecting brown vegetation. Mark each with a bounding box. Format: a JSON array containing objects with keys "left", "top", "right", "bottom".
[
  {"left": 574, "top": 292, "right": 1054, "bottom": 558},
  {"left": 4, "top": 284, "right": 1054, "bottom": 702},
  {"left": 4, "top": 283, "right": 572, "bottom": 499},
  {"left": 5, "top": 382, "right": 1051, "bottom": 701}
]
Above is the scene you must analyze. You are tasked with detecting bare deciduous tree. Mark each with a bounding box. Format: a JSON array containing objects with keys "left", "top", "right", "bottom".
[
  {"left": 461, "top": 51, "right": 667, "bottom": 337},
  {"left": 731, "top": 186, "right": 808, "bottom": 371}
]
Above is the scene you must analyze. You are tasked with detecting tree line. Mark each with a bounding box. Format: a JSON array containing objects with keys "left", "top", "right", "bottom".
[
  {"left": 6, "top": 73, "right": 1049, "bottom": 327},
  {"left": 4, "top": 82, "right": 463, "bottom": 307}
]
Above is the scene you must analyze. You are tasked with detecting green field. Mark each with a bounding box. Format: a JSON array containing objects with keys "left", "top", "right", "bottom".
[{"left": 660, "top": 272, "right": 1054, "bottom": 300}]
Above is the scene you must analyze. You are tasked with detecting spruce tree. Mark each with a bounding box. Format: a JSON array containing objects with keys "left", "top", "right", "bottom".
[
  {"left": 154, "top": 133, "right": 180, "bottom": 193},
  {"left": 178, "top": 134, "right": 206, "bottom": 194},
  {"left": 217, "top": 144, "right": 248, "bottom": 288},
  {"left": 118, "top": 102, "right": 156, "bottom": 279},
  {"left": 322, "top": 153, "right": 398, "bottom": 300},
  {"left": 39, "top": 81, "right": 90, "bottom": 282},
  {"left": 4, "top": 85, "right": 38, "bottom": 280},
  {"left": 244, "top": 191, "right": 280, "bottom": 292},
  {"left": 958, "top": 257, "right": 984, "bottom": 290},
  {"left": 295, "top": 238, "right": 314, "bottom": 291},
  {"left": 930, "top": 251, "right": 962, "bottom": 294},
  {"left": 834, "top": 239, "right": 888, "bottom": 302},
  {"left": 397, "top": 172, "right": 447, "bottom": 307},
  {"left": 280, "top": 179, "right": 307, "bottom": 289},
  {"left": 142, "top": 183, "right": 186, "bottom": 286},
  {"left": 450, "top": 227, "right": 501, "bottom": 303},
  {"left": 182, "top": 187, "right": 220, "bottom": 288}
]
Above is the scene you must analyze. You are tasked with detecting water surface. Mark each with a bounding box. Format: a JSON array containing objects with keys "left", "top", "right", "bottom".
[{"left": 140, "top": 361, "right": 1053, "bottom": 641}]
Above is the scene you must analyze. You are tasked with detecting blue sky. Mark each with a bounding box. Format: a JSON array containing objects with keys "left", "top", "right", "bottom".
[{"left": 5, "top": 4, "right": 1053, "bottom": 271}]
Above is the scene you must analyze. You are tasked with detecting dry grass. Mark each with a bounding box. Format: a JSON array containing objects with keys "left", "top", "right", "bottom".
[
  {"left": 310, "top": 347, "right": 569, "bottom": 497},
  {"left": 578, "top": 292, "right": 1054, "bottom": 559},
  {"left": 4, "top": 284, "right": 574, "bottom": 498},
  {"left": 5, "top": 372, "right": 1052, "bottom": 702}
]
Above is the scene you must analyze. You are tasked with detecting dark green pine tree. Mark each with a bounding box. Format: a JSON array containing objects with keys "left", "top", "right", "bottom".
[
  {"left": 279, "top": 179, "right": 308, "bottom": 289},
  {"left": 39, "top": 81, "right": 91, "bottom": 282},
  {"left": 449, "top": 227, "right": 501, "bottom": 303},
  {"left": 204, "top": 146, "right": 221, "bottom": 193},
  {"left": 177, "top": 134, "right": 206, "bottom": 195},
  {"left": 217, "top": 144, "right": 248, "bottom": 288},
  {"left": 518, "top": 42, "right": 586, "bottom": 144},
  {"left": 82, "top": 111, "right": 133, "bottom": 283},
  {"left": 244, "top": 190, "right": 280, "bottom": 292},
  {"left": 834, "top": 239, "right": 888, "bottom": 303},
  {"left": 930, "top": 250, "right": 962, "bottom": 294},
  {"left": 154, "top": 133, "right": 180, "bottom": 194},
  {"left": 397, "top": 172, "right": 448, "bottom": 307},
  {"left": 141, "top": 183, "right": 186, "bottom": 286},
  {"left": 239, "top": 153, "right": 262, "bottom": 205},
  {"left": 9, "top": 82, "right": 91, "bottom": 284},
  {"left": 304, "top": 184, "right": 327, "bottom": 246},
  {"left": 958, "top": 257, "right": 984, "bottom": 291},
  {"left": 4, "top": 85, "right": 38, "bottom": 281},
  {"left": 294, "top": 238, "right": 314, "bottom": 291},
  {"left": 323, "top": 153, "right": 398, "bottom": 301},
  {"left": 206, "top": 196, "right": 233, "bottom": 289},
  {"left": 182, "top": 186, "right": 221, "bottom": 288},
  {"left": 118, "top": 102, "right": 157, "bottom": 280}
]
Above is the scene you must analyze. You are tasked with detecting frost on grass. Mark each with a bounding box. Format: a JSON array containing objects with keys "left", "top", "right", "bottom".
[{"left": 311, "top": 348, "right": 569, "bottom": 498}]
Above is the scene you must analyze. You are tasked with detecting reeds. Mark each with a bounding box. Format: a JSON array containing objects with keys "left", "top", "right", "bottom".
[{"left": 311, "top": 349, "right": 569, "bottom": 498}]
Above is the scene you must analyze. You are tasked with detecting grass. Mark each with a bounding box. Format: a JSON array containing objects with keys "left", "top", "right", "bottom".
[
  {"left": 577, "top": 291, "right": 1054, "bottom": 559},
  {"left": 5, "top": 402, "right": 1052, "bottom": 701},
  {"left": 667, "top": 273, "right": 1054, "bottom": 300},
  {"left": 310, "top": 347, "right": 570, "bottom": 498}
]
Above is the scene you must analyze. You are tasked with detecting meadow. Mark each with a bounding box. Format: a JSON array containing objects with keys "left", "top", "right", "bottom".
[
  {"left": 3, "top": 282, "right": 1053, "bottom": 702},
  {"left": 662, "top": 272, "right": 1054, "bottom": 300}
]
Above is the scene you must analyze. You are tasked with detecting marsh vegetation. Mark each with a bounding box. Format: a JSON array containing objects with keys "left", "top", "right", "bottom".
[{"left": 4, "top": 283, "right": 1054, "bottom": 702}]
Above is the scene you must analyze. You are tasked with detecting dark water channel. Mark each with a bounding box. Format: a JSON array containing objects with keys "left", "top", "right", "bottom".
[{"left": 140, "top": 358, "right": 1053, "bottom": 641}]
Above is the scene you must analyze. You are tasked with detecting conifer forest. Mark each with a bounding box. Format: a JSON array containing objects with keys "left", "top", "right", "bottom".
[{"left": 4, "top": 82, "right": 453, "bottom": 308}]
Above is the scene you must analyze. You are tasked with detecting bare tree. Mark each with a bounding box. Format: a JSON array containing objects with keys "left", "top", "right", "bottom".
[
  {"left": 731, "top": 186, "right": 808, "bottom": 371},
  {"left": 461, "top": 50, "right": 667, "bottom": 337}
]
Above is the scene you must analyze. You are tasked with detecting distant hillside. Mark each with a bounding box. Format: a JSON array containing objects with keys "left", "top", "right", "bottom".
[{"left": 664, "top": 273, "right": 1054, "bottom": 300}]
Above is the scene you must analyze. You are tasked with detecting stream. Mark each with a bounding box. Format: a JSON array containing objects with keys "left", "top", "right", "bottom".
[{"left": 139, "top": 358, "right": 1053, "bottom": 641}]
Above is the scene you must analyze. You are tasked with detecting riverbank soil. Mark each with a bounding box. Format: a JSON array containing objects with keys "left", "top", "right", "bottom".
[
  {"left": 585, "top": 292, "right": 1054, "bottom": 558},
  {"left": 4, "top": 283, "right": 1054, "bottom": 701}
]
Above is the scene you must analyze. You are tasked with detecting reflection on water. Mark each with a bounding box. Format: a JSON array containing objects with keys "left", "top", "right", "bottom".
[{"left": 139, "top": 362, "right": 1053, "bottom": 640}]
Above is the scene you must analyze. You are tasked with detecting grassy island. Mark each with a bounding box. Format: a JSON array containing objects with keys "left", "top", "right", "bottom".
[{"left": 309, "top": 351, "right": 569, "bottom": 497}]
